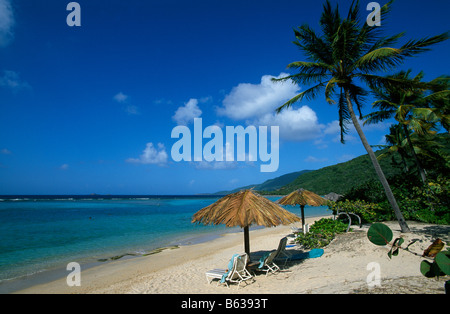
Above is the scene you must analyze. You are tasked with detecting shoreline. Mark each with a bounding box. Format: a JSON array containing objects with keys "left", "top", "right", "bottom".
[
  {"left": 2, "top": 214, "right": 327, "bottom": 294},
  {"left": 10, "top": 217, "right": 450, "bottom": 294},
  {"left": 11, "top": 215, "right": 331, "bottom": 294}
]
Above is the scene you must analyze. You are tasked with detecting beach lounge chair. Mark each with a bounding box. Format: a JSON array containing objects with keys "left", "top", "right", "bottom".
[
  {"left": 273, "top": 237, "right": 292, "bottom": 265},
  {"left": 205, "top": 253, "right": 253, "bottom": 289},
  {"left": 249, "top": 250, "right": 280, "bottom": 277},
  {"left": 273, "top": 237, "right": 324, "bottom": 265}
]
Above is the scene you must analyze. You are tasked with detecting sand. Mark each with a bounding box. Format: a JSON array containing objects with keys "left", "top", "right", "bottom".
[{"left": 14, "top": 216, "right": 449, "bottom": 294}]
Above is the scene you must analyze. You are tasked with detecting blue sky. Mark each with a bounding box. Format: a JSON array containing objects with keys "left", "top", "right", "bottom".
[{"left": 0, "top": 0, "right": 449, "bottom": 195}]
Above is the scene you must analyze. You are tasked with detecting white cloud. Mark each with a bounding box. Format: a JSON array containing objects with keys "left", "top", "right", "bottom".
[
  {"left": 0, "top": 0, "right": 15, "bottom": 47},
  {"left": 324, "top": 120, "right": 341, "bottom": 135},
  {"left": 1, "top": 148, "right": 11, "bottom": 154},
  {"left": 217, "top": 73, "right": 323, "bottom": 142},
  {"left": 113, "top": 92, "right": 128, "bottom": 103},
  {"left": 0, "top": 70, "right": 31, "bottom": 92},
  {"left": 113, "top": 92, "right": 141, "bottom": 115},
  {"left": 322, "top": 118, "right": 390, "bottom": 144},
  {"left": 60, "top": 164, "right": 69, "bottom": 170},
  {"left": 172, "top": 98, "right": 202, "bottom": 125},
  {"left": 217, "top": 73, "right": 300, "bottom": 120},
  {"left": 256, "top": 106, "right": 324, "bottom": 141},
  {"left": 126, "top": 143, "right": 168, "bottom": 165},
  {"left": 304, "top": 156, "right": 328, "bottom": 163},
  {"left": 125, "top": 105, "right": 139, "bottom": 115}
]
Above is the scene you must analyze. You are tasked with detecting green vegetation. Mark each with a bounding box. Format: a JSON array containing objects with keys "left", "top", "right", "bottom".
[
  {"left": 367, "top": 223, "right": 449, "bottom": 289},
  {"left": 295, "top": 218, "right": 348, "bottom": 249}
]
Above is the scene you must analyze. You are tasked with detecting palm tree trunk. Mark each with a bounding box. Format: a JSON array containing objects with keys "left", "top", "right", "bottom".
[
  {"left": 402, "top": 124, "right": 428, "bottom": 184},
  {"left": 399, "top": 152, "right": 409, "bottom": 173},
  {"left": 345, "top": 90, "right": 410, "bottom": 233}
]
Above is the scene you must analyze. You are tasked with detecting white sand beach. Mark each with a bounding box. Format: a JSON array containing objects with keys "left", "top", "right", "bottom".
[{"left": 14, "top": 216, "right": 448, "bottom": 294}]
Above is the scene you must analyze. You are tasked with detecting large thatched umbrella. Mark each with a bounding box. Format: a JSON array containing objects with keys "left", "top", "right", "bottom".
[
  {"left": 192, "top": 189, "right": 300, "bottom": 256},
  {"left": 277, "top": 188, "right": 327, "bottom": 233}
]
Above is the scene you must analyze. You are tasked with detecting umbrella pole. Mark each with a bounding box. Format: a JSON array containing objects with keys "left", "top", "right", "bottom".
[
  {"left": 244, "top": 226, "right": 250, "bottom": 257},
  {"left": 300, "top": 205, "right": 306, "bottom": 234}
]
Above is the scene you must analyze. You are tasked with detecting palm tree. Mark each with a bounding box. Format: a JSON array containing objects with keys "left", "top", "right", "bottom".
[
  {"left": 375, "top": 124, "right": 410, "bottom": 173},
  {"left": 364, "top": 70, "right": 441, "bottom": 184},
  {"left": 376, "top": 124, "right": 442, "bottom": 176},
  {"left": 423, "top": 75, "right": 450, "bottom": 132},
  {"left": 273, "top": 0, "right": 449, "bottom": 233}
]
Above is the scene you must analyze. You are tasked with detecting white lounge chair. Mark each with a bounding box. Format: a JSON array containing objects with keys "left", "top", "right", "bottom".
[
  {"left": 273, "top": 237, "right": 292, "bottom": 265},
  {"left": 249, "top": 250, "right": 280, "bottom": 277},
  {"left": 205, "top": 253, "right": 253, "bottom": 289}
]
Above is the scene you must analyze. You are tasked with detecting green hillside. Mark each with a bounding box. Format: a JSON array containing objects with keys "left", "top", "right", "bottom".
[
  {"left": 273, "top": 149, "right": 402, "bottom": 195},
  {"left": 213, "top": 170, "right": 311, "bottom": 195},
  {"left": 213, "top": 133, "right": 449, "bottom": 196},
  {"left": 252, "top": 170, "right": 311, "bottom": 191},
  {"left": 213, "top": 149, "right": 403, "bottom": 196},
  {"left": 277, "top": 133, "right": 450, "bottom": 195}
]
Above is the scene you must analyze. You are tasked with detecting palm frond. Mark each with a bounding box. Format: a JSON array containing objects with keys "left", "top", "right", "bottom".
[
  {"left": 276, "top": 83, "right": 325, "bottom": 113},
  {"left": 271, "top": 72, "right": 329, "bottom": 86},
  {"left": 397, "top": 32, "right": 450, "bottom": 58},
  {"left": 320, "top": 0, "right": 342, "bottom": 47},
  {"left": 363, "top": 107, "right": 396, "bottom": 125},
  {"left": 347, "top": 83, "right": 367, "bottom": 119},
  {"left": 286, "top": 61, "right": 332, "bottom": 75},
  {"left": 324, "top": 77, "right": 339, "bottom": 104},
  {"left": 411, "top": 107, "right": 439, "bottom": 123},
  {"left": 395, "top": 104, "right": 414, "bottom": 123},
  {"left": 293, "top": 24, "right": 333, "bottom": 64},
  {"left": 353, "top": 47, "right": 403, "bottom": 72},
  {"left": 357, "top": 73, "right": 422, "bottom": 91},
  {"left": 366, "top": 32, "right": 406, "bottom": 53},
  {"left": 423, "top": 89, "right": 450, "bottom": 102}
]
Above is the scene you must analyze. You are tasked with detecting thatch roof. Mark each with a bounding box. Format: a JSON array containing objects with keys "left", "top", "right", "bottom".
[
  {"left": 192, "top": 189, "right": 300, "bottom": 228},
  {"left": 323, "top": 192, "right": 342, "bottom": 202},
  {"left": 277, "top": 188, "right": 327, "bottom": 207}
]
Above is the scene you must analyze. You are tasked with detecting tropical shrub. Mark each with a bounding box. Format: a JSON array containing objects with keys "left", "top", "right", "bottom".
[
  {"left": 296, "top": 218, "right": 348, "bottom": 249},
  {"left": 328, "top": 199, "right": 390, "bottom": 223},
  {"left": 394, "top": 176, "right": 450, "bottom": 224},
  {"left": 343, "top": 179, "right": 386, "bottom": 204}
]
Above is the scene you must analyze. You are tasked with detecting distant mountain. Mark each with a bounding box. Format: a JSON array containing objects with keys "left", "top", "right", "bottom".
[
  {"left": 275, "top": 150, "right": 401, "bottom": 195},
  {"left": 212, "top": 170, "right": 312, "bottom": 195}
]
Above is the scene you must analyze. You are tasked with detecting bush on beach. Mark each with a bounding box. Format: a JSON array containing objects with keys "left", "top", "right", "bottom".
[{"left": 295, "top": 218, "right": 348, "bottom": 249}]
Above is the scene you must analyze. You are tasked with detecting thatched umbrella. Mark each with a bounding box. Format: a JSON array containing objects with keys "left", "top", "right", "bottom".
[
  {"left": 192, "top": 189, "right": 300, "bottom": 256},
  {"left": 277, "top": 188, "right": 327, "bottom": 233}
]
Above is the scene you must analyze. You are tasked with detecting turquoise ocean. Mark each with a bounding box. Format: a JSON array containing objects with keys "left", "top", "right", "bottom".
[{"left": 0, "top": 195, "right": 330, "bottom": 292}]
